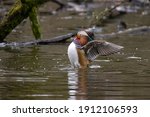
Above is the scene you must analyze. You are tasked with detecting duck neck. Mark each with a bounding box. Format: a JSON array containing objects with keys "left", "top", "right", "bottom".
[{"left": 73, "top": 38, "right": 82, "bottom": 49}]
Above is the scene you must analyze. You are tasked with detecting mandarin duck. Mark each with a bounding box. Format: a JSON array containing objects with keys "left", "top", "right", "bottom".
[{"left": 67, "top": 30, "right": 124, "bottom": 68}]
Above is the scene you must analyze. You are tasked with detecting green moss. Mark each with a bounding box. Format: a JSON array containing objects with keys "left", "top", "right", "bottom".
[
  {"left": 0, "top": 1, "right": 29, "bottom": 41},
  {"left": 0, "top": 0, "right": 45, "bottom": 41},
  {"left": 29, "top": 7, "right": 42, "bottom": 40}
]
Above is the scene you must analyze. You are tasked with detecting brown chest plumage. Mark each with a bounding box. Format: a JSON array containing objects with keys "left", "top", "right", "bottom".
[{"left": 76, "top": 48, "right": 90, "bottom": 68}]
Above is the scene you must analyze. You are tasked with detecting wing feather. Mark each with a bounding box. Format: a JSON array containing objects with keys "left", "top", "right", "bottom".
[{"left": 82, "top": 40, "right": 124, "bottom": 61}]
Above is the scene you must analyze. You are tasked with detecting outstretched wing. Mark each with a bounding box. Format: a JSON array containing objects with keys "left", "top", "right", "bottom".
[{"left": 82, "top": 40, "right": 124, "bottom": 61}]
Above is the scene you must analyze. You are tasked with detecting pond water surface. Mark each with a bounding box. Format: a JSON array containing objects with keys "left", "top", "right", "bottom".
[{"left": 0, "top": 2, "right": 150, "bottom": 100}]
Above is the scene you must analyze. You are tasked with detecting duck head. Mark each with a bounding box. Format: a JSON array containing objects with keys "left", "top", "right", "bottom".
[{"left": 75, "top": 31, "right": 94, "bottom": 46}]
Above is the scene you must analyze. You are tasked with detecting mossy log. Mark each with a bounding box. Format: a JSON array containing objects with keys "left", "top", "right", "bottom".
[
  {"left": 0, "top": 0, "right": 51, "bottom": 42},
  {"left": 29, "top": 6, "right": 42, "bottom": 40}
]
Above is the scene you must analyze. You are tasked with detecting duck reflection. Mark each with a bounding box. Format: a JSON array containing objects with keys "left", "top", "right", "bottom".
[
  {"left": 67, "top": 66, "right": 127, "bottom": 100},
  {"left": 67, "top": 68, "right": 88, "bottom": 100}
]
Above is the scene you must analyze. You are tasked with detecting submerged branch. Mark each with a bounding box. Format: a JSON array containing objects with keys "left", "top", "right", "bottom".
[
  {"left": 0, "top": 32, "right": 76, "bottom": 48},
  {"left": 96, "top": 26, "right": 150, "bottom": 39},
  {"left": 0, "top": 26, "right": 150, "bottom": 49}
]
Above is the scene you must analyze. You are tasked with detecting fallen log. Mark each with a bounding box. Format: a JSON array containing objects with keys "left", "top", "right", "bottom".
[
  {"left": 96, "top": 26, "right": 150, "bottom": 39},
  {"left": 0, "top": 26, "right": 150, "bottom": 49},
  {"left": 35, "top": 32, "right": 76, "bottom": 45},
  {"left": 0, "top": 32, "right": 76, "bottom": 48}
]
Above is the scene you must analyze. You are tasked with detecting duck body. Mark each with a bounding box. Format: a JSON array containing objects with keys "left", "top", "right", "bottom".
[
  {"left": 68, "top": 41, "right": 90, "bottom": 68},
  {"left": 67, "top": 31, "right": 124, "bottom": 69}
]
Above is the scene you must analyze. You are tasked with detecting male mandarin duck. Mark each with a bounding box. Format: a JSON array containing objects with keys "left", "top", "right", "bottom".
[{"left": 67, "top": 30, "right": 124, "bottom": 68}]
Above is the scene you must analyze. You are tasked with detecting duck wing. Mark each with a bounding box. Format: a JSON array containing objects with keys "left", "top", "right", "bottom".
[{"left": 82, "top": 40, "right": 124, "bottom": 61}]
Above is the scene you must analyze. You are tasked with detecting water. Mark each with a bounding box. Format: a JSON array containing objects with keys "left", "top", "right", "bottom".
[{"left": 0, "top": 2, "right": 150, "bottom": 100}]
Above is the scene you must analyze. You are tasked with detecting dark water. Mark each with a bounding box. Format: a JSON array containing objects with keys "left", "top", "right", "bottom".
[{"left": 0, "top": 2, "right": 150, "bottom": 100}]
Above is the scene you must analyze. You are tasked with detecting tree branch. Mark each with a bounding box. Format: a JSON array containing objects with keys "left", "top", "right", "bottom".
[{"left": 0, "top": 0, "right": 58, "bottom": 42}]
